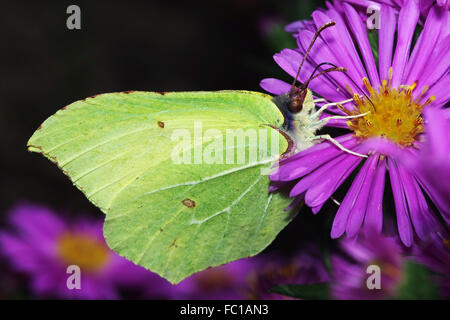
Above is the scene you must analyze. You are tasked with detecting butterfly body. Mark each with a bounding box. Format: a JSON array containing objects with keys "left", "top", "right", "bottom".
[{"left": 273, "top": 87, "right": 319, "bottom": 151}]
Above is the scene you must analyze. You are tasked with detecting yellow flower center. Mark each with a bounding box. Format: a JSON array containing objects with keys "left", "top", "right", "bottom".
[
  {"left": 341, "top": 68, "right": 435, "bottom": 146},
  {"left": 370, "top": 259, "right": 402, "bottom": 281},
  {"left": 57, "top": 232, "right": 110, "bottom": 272}
]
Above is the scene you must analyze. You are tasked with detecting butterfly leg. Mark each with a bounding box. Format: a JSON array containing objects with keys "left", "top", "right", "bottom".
[
  {"left": 312, "top": 111, "right": 370, "bottom": 127},
  {"left": 310, "top": 134, "right": 368, "bottom": 158},
  {"left": 310, "top": 98, "right": 355, "bottom": 121}
]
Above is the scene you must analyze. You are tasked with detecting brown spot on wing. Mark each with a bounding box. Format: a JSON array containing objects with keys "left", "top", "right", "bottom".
[
  {"left": 157, "top": 121, "right": 165, "bottom": 128},
  {"left": 169, "top": 239, "right": 178, "bottom": 248},
  {"left": 182, "top": 198, "right": 196, "bottom": 208}
]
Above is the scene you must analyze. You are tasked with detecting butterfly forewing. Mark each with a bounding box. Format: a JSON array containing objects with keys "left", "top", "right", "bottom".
[{"left": 27, "top": 90, "right": 297, "bottom": 283}]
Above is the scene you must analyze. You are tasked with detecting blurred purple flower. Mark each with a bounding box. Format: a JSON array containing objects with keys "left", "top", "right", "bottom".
[
  {"left": 170, "top": 258, "right": 257, "bottom": 299},
  {"left": 331, "top": 228, "right": 404, "bottom": 299},
  {"left": 0, "top": 203, "right": 172, "bottom": 299},
  {"left": 245, "top": 251, "right": 329, "bottom": 299},
  {"left": 263, "top": 1, "right": 449, "bottom": 246},
  {"left": 409, "top": 107, "right": 450, "bottom": 223},
  {"left": 167, "top": 250, "right": 329, "bottom": 300},
  {"left": 412, "top": 232, "right": 450, "bottom": 298},
  {"left": 257, "top": 14, "right": 283, "bottom": 36}
]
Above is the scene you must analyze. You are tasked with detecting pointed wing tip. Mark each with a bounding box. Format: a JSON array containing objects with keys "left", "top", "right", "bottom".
[{"left": 26, "top": 137, "right": 43, "bottom": 153}]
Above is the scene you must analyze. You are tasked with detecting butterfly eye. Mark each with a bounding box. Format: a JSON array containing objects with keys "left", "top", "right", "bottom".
[{"left": 289, "top": 99, "right": 302, "bottom": 113}]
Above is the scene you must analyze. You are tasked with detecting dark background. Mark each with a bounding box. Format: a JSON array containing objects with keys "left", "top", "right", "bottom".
[{"left": 0, "top": 0, "right": 336, "bottom": 297}]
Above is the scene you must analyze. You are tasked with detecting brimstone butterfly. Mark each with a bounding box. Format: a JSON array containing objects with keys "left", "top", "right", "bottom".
[{"left": 27, "top": 22, "right": 361, "bottom": 283}]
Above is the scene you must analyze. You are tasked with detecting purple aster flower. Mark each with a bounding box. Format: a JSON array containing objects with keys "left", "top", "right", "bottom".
[
  {"left": 0, "top": 203, "right": 172, "bottom": 299},
  {"left": 245, "top": 250, "right": 329, "bottom": 300},
  {"left": 263, "top": 1, "right": 449, "bottom": 246},
  {"left": 169, "top": 250, "right": 329, "bottom": 300},
  {"left": 411, "top": 232, "right": 450, "bottom": 298},
  {"left": 331, "top": 228, "right": 404, "bottom": 299}
]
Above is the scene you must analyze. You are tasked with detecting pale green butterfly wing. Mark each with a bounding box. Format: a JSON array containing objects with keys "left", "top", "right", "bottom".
[{"left": 27, "top": 90, "right": 297, "bottom": 283}]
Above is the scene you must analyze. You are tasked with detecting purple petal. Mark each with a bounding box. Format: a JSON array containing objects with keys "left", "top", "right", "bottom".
[
  {"left": 345, "top": 155, "right": 379, "bottom": 237},
  {"left": 388, "top": 159, "right": 413, "bottom": 246},
  {"left": 397, "top": 165, "right": 428, "bottom": 239},
  {"left": 417, "top": 173, "right": 450, "bottom": 225},
  {"left": 268, "top": 181, "right": 286, "bottom": 192},
  {"left": 343, "top": 3, "right": 381, "bottom": 87},
  {"left": 415, "top": 35, "right": 450, "bottom": 94},
  {"left": 305, "top": 147, "right": 364, "bottom": 208},
  {"left": 358, "top": 136, "right": 405, "bottom": 156},
  {"left": 271, "top": 134, "right": 357, "bottom": 181},
  {"left": 312, "top": 203, "right": 325, "bottom": 214},
  {"left": 363, "top": 157, "right": 386, "bottom": 232},
  {"left": 285, "top": 19, "right": 315, "bottom": 34},
  {"left": 406, "top": 6, "right": 449, "bottom": 87},
  {"left": 278, "top": 133, "right": 356, "bottom": 165},
  {"left": 274, "top": 46, "right": 348, "bottom": 102},
  {"left": 412, "top": 176, "right": 445, "bottom": 236},
  {"left": 284, "top": 196, "right": 304, "bottom": 211},
  {"left": 272, "top": 137, "right": 358, "bottom": 182},
  {"left": 424, "top": 74, "right": 450, "bottom": 107},
  {"left": 391, "top": 0, "right": 420, "bottom": 87},
  {"left": 9, "top": 204, "right": 65, "bottom": 237},
  {"left": 311, "top": 11, "right": 367, "bottom": 92},
  {"left": 296, "top": 29, "right": 358, "bottom": 100},
  {"left": 319, "top": 5, "right": 368, "bottom": 81},
  {"left": 273, "top": 49, "right": 300, "bottom": 77},
  {"left": 424, "top": 107, "right": 450, "bottom": 158},
  {"left": 330, "top": 154, "right": 371, "bottom": 239},
  {"left": 378, "top": 5, "right": 397, "bottom": 81},
  {"left": 290, "top": 151, "right": 351, "bottom": 197},
  {"left": 260, "top": 78, "right": 291, "bottom": 95}
]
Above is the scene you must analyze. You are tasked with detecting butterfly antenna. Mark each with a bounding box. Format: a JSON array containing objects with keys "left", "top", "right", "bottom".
[
  {"left": 305, "top": 62, "right": 376, "bottom": 109},
  {"left": 291, "top": 21, "right": 336, "bottom": 88},
  {"left": 303, "top": 63, "right": 346, "bottom": 88}
]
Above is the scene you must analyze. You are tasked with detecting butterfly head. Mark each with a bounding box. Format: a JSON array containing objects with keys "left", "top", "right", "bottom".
[
  {"left": 287, "top": 84, "right": 308, "bottom": 113},
  {"left": 271, "top": 22, "right": 339, "bottom": 127}
]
